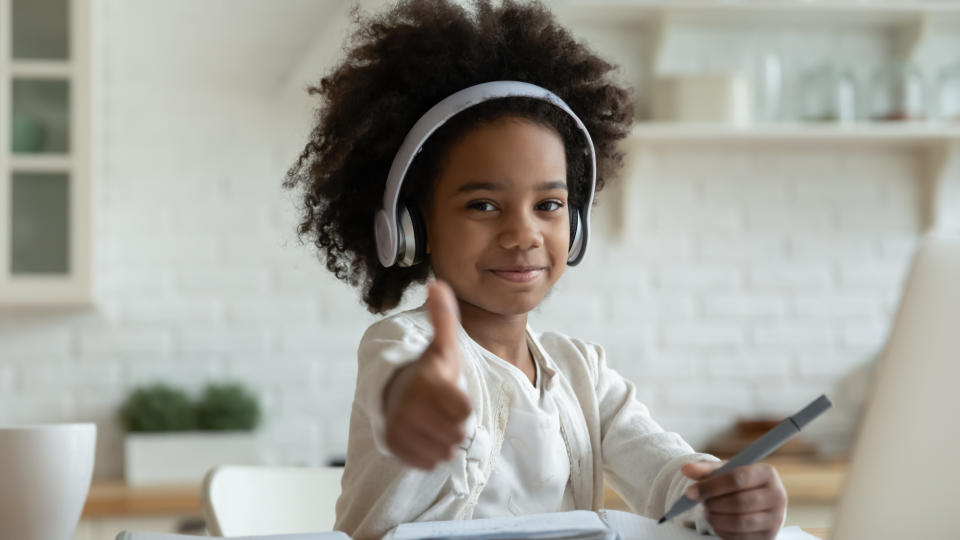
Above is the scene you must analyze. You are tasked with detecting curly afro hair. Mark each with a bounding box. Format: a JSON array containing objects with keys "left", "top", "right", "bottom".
[{"left": 283, "top": 0, "right": 635, "bottom": 314}]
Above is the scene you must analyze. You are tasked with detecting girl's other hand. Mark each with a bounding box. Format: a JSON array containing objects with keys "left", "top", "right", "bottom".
[
  {"left": 680, "top": 460, "right": 788, "bottom": 540},
  {"left": 382, "top": 280, "right": 472, "bottom": 469}
]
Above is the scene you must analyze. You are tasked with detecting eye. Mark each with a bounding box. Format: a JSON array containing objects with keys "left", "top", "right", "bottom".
[
  {"left": 467, "top": 200, "right": 497, "bottom": 212},
  {"left": 536, "top": 199, "right": 565, "bottom": 212}
]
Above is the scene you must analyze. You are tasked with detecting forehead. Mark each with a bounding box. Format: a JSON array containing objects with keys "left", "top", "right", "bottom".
[{"left": 434, "top": 116, "right": 567, "bottom": 193}]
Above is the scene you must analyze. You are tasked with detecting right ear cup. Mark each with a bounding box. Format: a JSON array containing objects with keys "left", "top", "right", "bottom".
[
  {"left": 568, "top": 206, "right": 584, "bottom": 264},
  {"left": 568, "top": 206, "right": 579, "bottom": 251},
  {"left": 397, "top": 202, "right": 427, "bottom": 267}
]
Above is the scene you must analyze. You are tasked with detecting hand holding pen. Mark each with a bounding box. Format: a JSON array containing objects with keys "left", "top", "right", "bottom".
[
  {"left": 679, "top": 460, "right": 787, "bottom": 540},
  {"left": 660, "top": 395, "right": 832, "bottom": 540}
]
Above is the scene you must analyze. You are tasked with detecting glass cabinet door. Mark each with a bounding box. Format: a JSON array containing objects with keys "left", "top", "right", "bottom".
[
  {"left": 11, "top": 78, "right": 70, "bottom": 154},
  {"left": 2, "top": 0, "right": 90, "bottom": 304},
  {"left": 12, "top": 0, "right": 69, "bottom": 60},
  {"left": 10, "top": 172, "right": 70, "bottom": 275}
]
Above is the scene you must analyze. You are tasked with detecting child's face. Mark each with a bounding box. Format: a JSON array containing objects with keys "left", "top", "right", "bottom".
[{"left": 426, "top": 116, "right": 569, "bottom": 317}]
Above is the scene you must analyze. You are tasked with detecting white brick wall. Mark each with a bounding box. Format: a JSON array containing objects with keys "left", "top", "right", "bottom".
[{"left": 0, "top": 3, "right": 925, "bottom": 479}]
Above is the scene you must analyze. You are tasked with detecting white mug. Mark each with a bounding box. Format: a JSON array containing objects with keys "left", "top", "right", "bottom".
[{"left": 0, "top": 423, "right": 97, "bottom": 540}]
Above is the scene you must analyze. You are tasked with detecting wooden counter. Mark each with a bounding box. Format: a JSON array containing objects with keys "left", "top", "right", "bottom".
[
  {"left": 83, "top": 482, "right": 204, "bottom": 517},
  {"left": 764, "top": 457, "right": 847, "bottom": 503},
  {"left": 603, "top": 457, "right": 847, "bottom": 510}
]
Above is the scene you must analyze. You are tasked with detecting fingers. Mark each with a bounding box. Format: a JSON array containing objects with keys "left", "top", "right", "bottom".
[
  {"left": 430, "top": 374, "right": 472, "bottom": 421},
  {"left": 706, "top": 509, "right": 784, "bottom": 539},
  {"left": 686, "top": 462, "right": 777, "bottom": 501},
  {"left": 682, "top": 460, "right": 726, "bottom": 481},
  {"left": 409, "top": 402, "right": 467, "bottom": 447},
  {"left": 384, "top": 367, "right": 471, "bottom": 469},
  {"left": 705, "top": 485, "right": 785, "bottom": 514},
  {"left": 386, "top": 428, "right": 453, "bottom": 470}
]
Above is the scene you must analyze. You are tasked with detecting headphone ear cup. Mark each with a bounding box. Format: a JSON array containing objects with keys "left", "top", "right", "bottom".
[
  {"left": 397, "top": 202, "right": 428, "bottom": 267},
  {"left": 568, "top": 206, "right": 580, "bottom": 252},
  {"left": 407, "top": 204, "right": 428, "bottom": 264}
]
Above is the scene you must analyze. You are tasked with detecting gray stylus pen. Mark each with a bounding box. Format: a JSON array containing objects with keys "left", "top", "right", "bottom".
[{"left": 657, "top": 394, "right": 832, "bottom": 525}]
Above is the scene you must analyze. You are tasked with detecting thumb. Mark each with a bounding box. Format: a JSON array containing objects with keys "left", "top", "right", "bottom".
[
  {"left": 426, "top": 280, "right": 461, "bottom": 366},
  {"left": 681, "top": 460, "right": 725, "bottom": 481}
]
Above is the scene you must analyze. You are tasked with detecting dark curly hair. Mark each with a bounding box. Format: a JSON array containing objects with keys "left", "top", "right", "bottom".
[{"left": 283, "top": 0, "right": 635, "bottom": 314}]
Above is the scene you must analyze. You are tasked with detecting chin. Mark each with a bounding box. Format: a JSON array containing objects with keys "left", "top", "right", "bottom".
[{"left": 475, "top": 291, "right": 546, "bottom": 317}]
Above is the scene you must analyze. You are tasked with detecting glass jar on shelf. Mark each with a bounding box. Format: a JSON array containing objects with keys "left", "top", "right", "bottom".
[
  {"left": 799, "top": 63, "right": 858, "bottom": 123},
  {"left": 936, "top": 62, "right": 960, "bottom": 123},
  {"left": 868, "top": 60, "right": 926, "bottom": 122}
]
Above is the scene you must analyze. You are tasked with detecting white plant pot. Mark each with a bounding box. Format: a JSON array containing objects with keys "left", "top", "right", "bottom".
[{"left": 124, "top": 431, "right": 263, "bottom": 486}]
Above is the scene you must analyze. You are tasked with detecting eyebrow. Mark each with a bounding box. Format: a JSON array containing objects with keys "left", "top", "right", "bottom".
[{"left": 455, "top": 180, "right": 567, "bottom": 193}]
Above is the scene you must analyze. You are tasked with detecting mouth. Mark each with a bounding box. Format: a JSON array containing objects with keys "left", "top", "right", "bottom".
[{"left": 488, "top": 266, "right": 547, "bottom": 283}]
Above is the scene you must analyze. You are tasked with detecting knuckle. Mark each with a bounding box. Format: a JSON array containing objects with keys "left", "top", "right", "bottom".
[
  {"left": 733, "top": 468, "right": 749, "bottom": 488},
  {"left": 709, "top": 513, "right": 730, "bottom": 531}
]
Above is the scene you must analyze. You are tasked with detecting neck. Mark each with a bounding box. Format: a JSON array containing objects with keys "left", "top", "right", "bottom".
[{"left": 456, "top": 299, "right": 529, "bottom": 367}]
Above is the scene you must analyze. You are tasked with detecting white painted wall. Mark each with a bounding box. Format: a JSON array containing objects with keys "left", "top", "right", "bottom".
[{"left": 0, "top": 0, "right": 928, "bottom": 480}]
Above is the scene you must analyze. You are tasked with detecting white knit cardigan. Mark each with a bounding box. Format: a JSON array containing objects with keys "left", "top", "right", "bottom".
[{"left": 333, "top": 306, "right": 720, "bottom": 539}]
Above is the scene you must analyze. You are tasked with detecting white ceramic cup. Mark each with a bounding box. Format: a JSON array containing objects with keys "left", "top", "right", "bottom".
[{"left": 0, "top": 423, "right": 97, "bottom": 540}]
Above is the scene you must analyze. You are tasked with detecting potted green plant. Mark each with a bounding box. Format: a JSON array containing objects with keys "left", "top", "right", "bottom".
[{"left": 120, "top": 382, "right": 264, "bottom": 486}]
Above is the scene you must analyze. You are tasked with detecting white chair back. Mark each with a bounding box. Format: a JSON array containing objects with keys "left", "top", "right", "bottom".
[{"left": 202, "top": 465, "right": 344, "bottom": 536}]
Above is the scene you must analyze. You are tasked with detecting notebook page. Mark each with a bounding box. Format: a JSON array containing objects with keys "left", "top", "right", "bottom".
[
  {"left": 597, "top": 511, "right": 704, "bottom": 540},
  {"left": 392, "top": 510, "right": 616, "bottom": 540},
  {"left": 599, "top": 510, "right": 824, "bottom": 540}
]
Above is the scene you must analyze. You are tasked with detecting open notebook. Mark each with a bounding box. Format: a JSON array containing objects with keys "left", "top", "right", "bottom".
[
  {"left": 115, "top": 509, "right": 820, "bottom": 539},
  {"left": 390, "top": 509, "right": 819, "bottom": 539}
]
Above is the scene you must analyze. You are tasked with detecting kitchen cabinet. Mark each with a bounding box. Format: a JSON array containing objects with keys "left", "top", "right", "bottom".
[{"left": 1, "top": 0, "right": 92, "bottom": 305}]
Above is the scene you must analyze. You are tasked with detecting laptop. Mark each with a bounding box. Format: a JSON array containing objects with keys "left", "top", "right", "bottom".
[{"left": 830, "top": 233, "right": 960, "bottom": 540}]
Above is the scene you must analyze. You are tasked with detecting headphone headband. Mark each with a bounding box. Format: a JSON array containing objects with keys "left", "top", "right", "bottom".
[{"left": 374, "top": 80, "right": 597, "bottom": 267}]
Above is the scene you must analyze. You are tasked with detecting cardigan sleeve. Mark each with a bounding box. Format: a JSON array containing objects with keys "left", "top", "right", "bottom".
[
  {"left": 586, "top": 340, "right": 721, "bottom": 536},
  {"left": 355, "top": 312, "right": 433, "bottom": 457}
]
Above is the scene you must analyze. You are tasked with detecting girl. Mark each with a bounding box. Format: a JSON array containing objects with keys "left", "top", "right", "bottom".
[{"left": 283, "top": 1, "right": 788, "bottom": 539}]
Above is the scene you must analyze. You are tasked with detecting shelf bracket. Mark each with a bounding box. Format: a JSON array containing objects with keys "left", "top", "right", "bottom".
[
  {"left": 923, "top": 141, "right": 960, "bottom": 235},
  {"left": 892, "top": 13, "right": 933, "bottom": 62}
]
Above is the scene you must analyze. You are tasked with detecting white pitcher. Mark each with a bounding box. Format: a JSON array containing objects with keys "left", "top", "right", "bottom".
[{"left": 0, "top": 423, "right": 97, "bottom": 540}]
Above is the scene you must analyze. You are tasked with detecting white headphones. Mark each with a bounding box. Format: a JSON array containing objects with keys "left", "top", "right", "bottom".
[{"left": 373, "top": 80, "right": 597, "bottom": 268}]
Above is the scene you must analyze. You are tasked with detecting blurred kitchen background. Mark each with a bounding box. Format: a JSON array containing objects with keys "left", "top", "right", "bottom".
[{"left": 2, "top": 0, "right": 959, "bottom": 537}]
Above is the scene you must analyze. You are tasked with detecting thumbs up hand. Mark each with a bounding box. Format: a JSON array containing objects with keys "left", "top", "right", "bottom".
[{"left": 382, "top": 280, "right": 472, "bottom": 469}]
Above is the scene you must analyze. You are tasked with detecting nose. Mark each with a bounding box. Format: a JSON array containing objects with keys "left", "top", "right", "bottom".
[{"left": 498, "top": 207, "right": 543, "bottom": 251}]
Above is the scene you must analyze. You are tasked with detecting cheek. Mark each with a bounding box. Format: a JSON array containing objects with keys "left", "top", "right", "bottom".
[
  {"left": 429, "top": 219, "right": 485, "bottom": 270},
  {"left": 548, "top": 220, "right": 571, "bottom": 263}
]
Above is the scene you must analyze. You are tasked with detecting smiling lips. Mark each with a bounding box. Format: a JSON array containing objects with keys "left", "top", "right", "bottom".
[{"left": 489, "top": 266, "right": 546, "bottom": 283}]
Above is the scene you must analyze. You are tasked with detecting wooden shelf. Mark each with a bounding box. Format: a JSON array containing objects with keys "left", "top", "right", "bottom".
[
  {"left": 9, "top": 154, "right": 72, "bottom": 173},
  {"left": 85, "top": 457, "right": 846, "bottom": 518},
  {"left": 10, "top": 60, "right": 73, "bottom": 79},
  {"left": 627, "top": 122, "right": 960, "bottom": 146},
  {"left": 603, "top": 457, "right": 848, "bottom": 509},
  {"left": 556, "top": 1, "right": 960, "bottom": 25}
]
